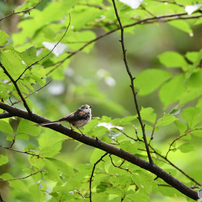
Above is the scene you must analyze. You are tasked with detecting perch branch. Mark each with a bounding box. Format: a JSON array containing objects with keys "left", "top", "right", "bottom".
[{"left": 0, "top": 102, "right": 199, "bottom": 200}]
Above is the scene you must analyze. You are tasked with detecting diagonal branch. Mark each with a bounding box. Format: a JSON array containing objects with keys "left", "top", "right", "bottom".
[
  {"left": 0, "top": 170, "right": 44, "bottom": 182},
  {"left": 0, "top": 102, "right": 199, "bottom": 200},
  {"left": 0, "top": 145, "right": 40, "bottom": 158},
  {"left": 45, "top": 12, "right": 202, "bottom": 74},
  {"left": 15, "top": 16, "right": 71, "bottom": 83},
  {"left": 0, "top": 0, "right": 44, "bottom": 22},
  {"left": 89, "top": 152, "right": 108, "bottom": 202},
  {"left": 111, "top": 0, "right": 153, "bottom": 165},
  {"left": 0, "top": 62, "right": 32, "bottom": 115}
]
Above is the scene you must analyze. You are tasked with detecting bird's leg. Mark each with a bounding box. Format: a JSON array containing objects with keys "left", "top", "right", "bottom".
[
  {"left": 70, "top": 124, "right": 74, "bottom": 130},
  {"left": 77, "top": 127, "right": 84, "bottom": 135}
]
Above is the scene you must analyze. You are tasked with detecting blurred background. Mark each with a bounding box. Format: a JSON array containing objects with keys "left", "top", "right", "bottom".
[{"left": 0, "top": 0, "right": 202, "bottom": 201}]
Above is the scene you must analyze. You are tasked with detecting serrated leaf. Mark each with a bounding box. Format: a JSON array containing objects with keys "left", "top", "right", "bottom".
[
  {"left": 174, "top": 120, "right": 187, "bottom": 134},
  {"left": 178, "top": 143, "right": 195, "bottom": 153},
  {"left": 0, "top": 155, "right": 8, "bottom": 166},
  {"left": 120, "top": 141, "right": 138, "bottom": 154},
  {"left": 20, "top": 46, "right": 38, "bottom": 66},
  {"left": 0, "top": 30, "right": 9, "bottom": 46},
  {"left": 17, "top": 119, "right": 41, "bottom": 136},
  {"left": 156, "top": 114, "right": 178, "bottom": 127},
  {"left": 158, "top": 51, "right": 188, "bottom": 70},
  {"left": 111, "top": 116, "right": 137, "bottom": 125},
  {"left": 159, "top": 74, "right": 186, "bottom": 107},
  {"left": 0, "top": 120, "right": 13, "bottom": 134},
  {"left": 181, "top": 107, "right": 202, "bottom": 128},
  {"left": 135, "top": 69, "right": 172, "bottom": 95},
  {"left": 169, "top": 20, "right": 193, "bottom": 35},
  {"left": 140, "top": 107, "right": 156, "bottom": 123},
  {"left": 0, "top": 173, "right": 13, "bottom": 180},
  {"left": 0, "top": 49, "right": 26, "bottom": 80}
]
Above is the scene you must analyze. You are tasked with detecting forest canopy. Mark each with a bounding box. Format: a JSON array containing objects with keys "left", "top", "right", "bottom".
[{"left": 0, "top": 0, "right": 202, "bottom": 201}]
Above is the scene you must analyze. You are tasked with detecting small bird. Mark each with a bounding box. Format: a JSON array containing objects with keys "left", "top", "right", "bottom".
[{"left": 39, "top": 104, "right": 92, "bottom": 134}]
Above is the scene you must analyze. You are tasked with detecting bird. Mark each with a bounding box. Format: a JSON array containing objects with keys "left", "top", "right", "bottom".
[{"left": 39, "top": 104, "right": 92, "bottom": 134}]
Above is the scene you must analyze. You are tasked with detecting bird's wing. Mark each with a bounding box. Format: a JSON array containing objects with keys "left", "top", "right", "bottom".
[{"left": 57, "top": 109, "right": 87, "bottom": 122}]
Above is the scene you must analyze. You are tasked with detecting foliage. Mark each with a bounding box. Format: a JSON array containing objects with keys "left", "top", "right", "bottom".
[{"left": 0, "top": 0, "right": 202, "bottom": 201}]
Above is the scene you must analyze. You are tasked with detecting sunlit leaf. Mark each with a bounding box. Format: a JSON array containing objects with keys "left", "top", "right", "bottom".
[
  {"left": 0, "top": 30, "right": 9, "bottom": 46},
  {"left": 135, "top": 69, "right": 172, "bottom": 95},
  {"left": 156, "top": 114, "right": 178, "bottom": 127}
]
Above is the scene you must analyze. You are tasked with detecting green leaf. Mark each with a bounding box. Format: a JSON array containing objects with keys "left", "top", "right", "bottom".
[
  {"left": 120, "top": 141, "right": 138, "bottom": 154},
  {"left": 156, "top": 114, "right": 178, "bottom": 127},
  {"left": 140, "top": 107, "right": 156, "bottom": 123},
  {"left": 0, "top": 120, "right": 13, "bottom": 134},
  {"left": 29, "top": 183, "right": 45, "bottom": 201},
  {"left": 44, "top": 158, "right": 74, "bottom": 181},
  {"left": 181, "top": 107, "right": 202, "bottom": 128},
  {"left": 17, "top": 119, "right": 41, "bottom": 136},
  {"left": 20, "top": 46, "right": 38, "bottom": 66},
  {"left": 158, "top": 51, "right": 188, "bottom": 70},
  {"left": 131, "top": 170, "right": 157, "bottom": 194},
  {"left": 90, "top": 149, "right": 107, "bottom": 165},
  {"left": 111, "top": 116, "right": 137, "bottom": 125},
  {"left": 135, "top": 69, "right": 172, "bottom": 95},
  {"left": 169, "top": 20, "right": 193, "bottom": 35},
  {"left": 174, "top": 120, "right": 187, "bottom": 134},
  {"left": 0, "top": 173, "right": 13, "bottom": 180},
  {"left": 0, "top": 155, "right": 8, "bottom": 166},
  {"left": 0, "top": 30, "right": 9, "bottom": 46},
  {"left": 159, "top": 74, "right": 186, "bottom": 107},
  {"left": 185, "top": 51, "right": 199, "bottom": 63},
  {"left": 0, "top": 82, "right": 13, "bottom": 100},
  {"left": 178, "top": 143, "right": 195, "bottom": 153},
  {"left": 0, "top": 48, "right": 26, "bottom": 80},
  {"left": 92, "top": 193, "right": 109, "bottom": 202}
]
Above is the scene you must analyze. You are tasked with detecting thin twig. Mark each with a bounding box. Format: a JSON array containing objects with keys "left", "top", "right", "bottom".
[
  {"left": 89, "top": 152, "right": 108, "bottom": 202},
  {"left": 45, "top": 12, "right": 202, "bottom": 74},
  {"left": 111, "top": 0, "right": 153, "bottom": 165},
  {"left": 0, "top": 145, "right": 40, "bottom": 158},
  {"left": 149, "top": 121, "right": 157, "bottom": 143},
  {"left": 12, "top": 79, "right": 52, "bottom": 105},
  {"left": 0, "top": 62, "right": 32, "bottom": 115},
  {"left": 109, "top": 154, "right": 132, "bottom": 174},
  {"left": 0, "top": 170, "right": 44, "bottom": 182},
  {"left": 149, "top": 145, "right": 201, "bottom": 186},
  {"left": 165, "top": 128, "right": 199, "bottom": 158},
  {"left": 0, "top": 0, "right": 44, "bottom": 22},
  {"left": 15, "top": 15, "right": 71, "bottom": 82}
]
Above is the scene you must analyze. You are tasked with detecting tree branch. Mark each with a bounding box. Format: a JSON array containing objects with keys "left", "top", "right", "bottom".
[
  {"left": 0, "top": 0, "right": 44, "bottom": 22},
  {"left": 46, "top": 12, "right": 202, "bottom": 74},
  {"left": 89, "top": 152, "right": 108, "bottom": 202},
  {"left": 15, "top": 16, "right": 71, "bottom": 83},
  {"left": 111, "top": 0, "right": 153, "bottom": 165},
  {"left": 0, "top": 62, "right": 32, "bottom": 115},
  {"left": 0, "top": 102, "right": 198, "bottom": 200},
  {"left": 0, "top": 170, "right": 44, "bottom": 182}
]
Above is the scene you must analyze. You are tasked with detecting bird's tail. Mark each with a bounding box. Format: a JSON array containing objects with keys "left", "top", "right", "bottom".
[{"left": 38, "top": 121, "right": 60, "bottom": 126}]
